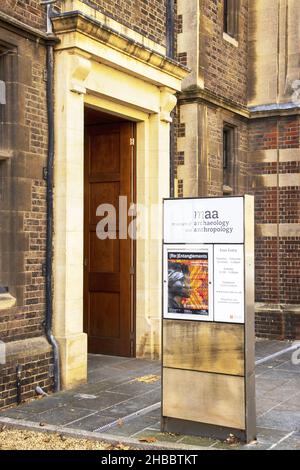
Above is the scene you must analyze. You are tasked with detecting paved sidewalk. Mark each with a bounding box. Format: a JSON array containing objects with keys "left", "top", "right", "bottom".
[{"left": 0, "top": 340, "right": 299, "bottom": 450}]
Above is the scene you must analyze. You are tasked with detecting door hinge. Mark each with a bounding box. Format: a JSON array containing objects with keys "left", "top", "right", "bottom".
[{"left": 130, "top": 138, "right": 135, "bottom": 146}]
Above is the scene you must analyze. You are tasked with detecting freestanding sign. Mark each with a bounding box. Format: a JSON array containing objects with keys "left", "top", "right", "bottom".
[{"left": 161, "top": 196, "right": 256, "bottom": 443}]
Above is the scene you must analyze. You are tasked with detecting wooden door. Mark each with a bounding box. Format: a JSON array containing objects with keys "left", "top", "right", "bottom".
[{"left": 84, "top": 122, "right": 135, "bottom": 357}]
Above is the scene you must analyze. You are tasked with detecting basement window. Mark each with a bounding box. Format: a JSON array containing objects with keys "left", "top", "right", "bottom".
[{"left": 223, "top": 0, "right": 239, "bottom": 41}]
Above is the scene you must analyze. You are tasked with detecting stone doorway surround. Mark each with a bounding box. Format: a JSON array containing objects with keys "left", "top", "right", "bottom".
[{"left": 52, "top": 0, "right": 188, "bottom": 389}]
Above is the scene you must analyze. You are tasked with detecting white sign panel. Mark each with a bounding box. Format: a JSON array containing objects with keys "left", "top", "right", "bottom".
[
  {"left": 214, "top": 245, "right": 244, "bottom": 324},
  {"left": 164, "top": 197, "right": 244, "bottom": 245},
  {"left": 163, "top": 245, "right": 214, "bottom": 322}
]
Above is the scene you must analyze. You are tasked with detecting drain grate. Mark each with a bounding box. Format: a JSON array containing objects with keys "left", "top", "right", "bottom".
[{"left": 93, "top": 402, "right": 161, "bottom": 433}]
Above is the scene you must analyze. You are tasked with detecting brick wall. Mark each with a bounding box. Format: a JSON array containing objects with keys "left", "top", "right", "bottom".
[
  {"left": 0, "top": 1, "right": 47, "bottom": 30},
  {"left": 175, "top": 0, "right": 249, "bottom": 197},
  {"left": 0, "top": 349, "right": 53, "bottom": 409},
  {"left": 1, "top": 1, "right": 171, "bottom": 47},
  {"left": 249, "top": 115, "right": 300, "bottom": 339},
  {"left": 255, "top": 310, "right": 300, "bottom": 341},
  {"left": 175, "top": 1, "right": 300, "bottom": 340},
  {"left": 249, "top": 116, "right": 300, "bottom": 151},
  {"left": 0, "top": 0, "right": 179, "bottom": 411},
  {"left": 81, "top": 0, "right": 168, "bottom": 46},
  {"left": 0, "top": 31, "right": 48, "bottom": 342},
  {"left": 0, "top": 23, "right": 52, "bottom": 408},
  {"left": 201, "top": 0, "right": 248, "bottom": 105},
  {"left": 174, "top": 102, "right": 248, "bottom": 198}
]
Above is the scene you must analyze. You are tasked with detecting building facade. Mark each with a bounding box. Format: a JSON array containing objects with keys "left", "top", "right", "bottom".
[
  {"left": 51, "top": 0, "right": 187, "bottom": 389},
  {"left": 248, "top": 0, "right": 300, "bottom": 340},
  {"left": 0, "top": 1, "right": 54, "bottom": 409},
  {"left": 0, "top": 0, "right": 188, "bottom": 406},
  {"left": 175, "top": 0, "right": 300, "bottom": 341},
  {"left": 0, "top": 0, "right": 299, "bottom": 410}
]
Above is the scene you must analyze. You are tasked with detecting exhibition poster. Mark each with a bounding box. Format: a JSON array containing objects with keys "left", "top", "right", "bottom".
[{"left": 164, "top": 245, "right": 213, "bottom": 322}]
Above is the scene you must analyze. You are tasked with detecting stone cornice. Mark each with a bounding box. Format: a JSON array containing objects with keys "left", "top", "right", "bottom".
[
  {"left": 52, "top": 11, "right": 190, "bottom": 81},
  {"left": 249, "top": 104, "right": 300, "bottom": 119},
  {"left": 0, "top": 10, "right": 58, "bottom": 44},
  {"left": 179, "top": 87, "right": 300, "bottom": 120},
  {"left": 178, "top": 87, "right": 250, "bottom": 119}
]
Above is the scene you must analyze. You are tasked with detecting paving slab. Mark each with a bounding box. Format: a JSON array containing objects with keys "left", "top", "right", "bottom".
[
  {"left": 94, "top": 392, "right": 161, "bottom": 418},
  {"left": 28, "top": 406, "right": 98, "bottom": 427},
  {"left": 255, "top": 340, "right": 291, "bottom": 358},
  {"left": 106, "top": 416, "right": 159, "bottom": 437},
  {"left": 59, "top": 391, "right": 132, "bottom": 412},
  {"left": 271, "top": 432, "right": 300, "bottom": 450},
  {"left": 257, "top": 410, "right": 300, "bottom": 432},
  {"left": 251, "top": 427, "right": 289, "bottom": 448},
  {"left": 107, "top": 380, "right": 160, "bottom": 396},
  {"left": 256, "top": 397, "right": 281, "bottom": 416}
]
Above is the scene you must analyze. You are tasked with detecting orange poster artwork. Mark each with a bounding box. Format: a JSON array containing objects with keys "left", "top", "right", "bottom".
[{"left": 167, "top": 252, "right": 209, "bottom": 316}]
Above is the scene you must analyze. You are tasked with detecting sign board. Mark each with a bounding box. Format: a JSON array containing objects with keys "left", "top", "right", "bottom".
[
  {"left": 164, "top": 197, "right": 244, "bottom": 244},
  {"left": 161, "top": 196, "right": 256, "bottom": 444}
]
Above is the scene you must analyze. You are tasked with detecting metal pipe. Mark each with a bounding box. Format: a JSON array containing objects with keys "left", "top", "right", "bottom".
[
  {"left": 40, "top": 1, "right": 60, "bottom": 34},
  {"left": 167, "top": 0, "right": 175, "bottom": 196},
  {"left": 43, "top": 1, "right": 60, "bottom": 393},
  {"left": 45, "top": 42, "right": 60, "bottom": 393}
]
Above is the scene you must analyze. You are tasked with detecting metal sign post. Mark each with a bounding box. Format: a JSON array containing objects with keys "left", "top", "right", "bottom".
[{"left": 161, "top": 195, "right": 256, "bottom": 443}]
